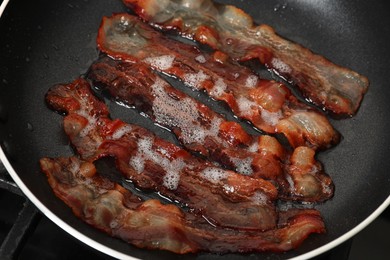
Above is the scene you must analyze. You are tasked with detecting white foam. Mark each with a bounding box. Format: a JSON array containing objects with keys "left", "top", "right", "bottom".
[
  {"left": 111, "top": 125, "right": 132, "bottom": 140},
  {"left": 210, "top": 78, "right": 227, "bottom": 98},
  {"left": 237, "top": 94, "right": 282, "bottom": 126},
  {"left": 236, "top": 97, "right": 257, "bottom": 116},
  {"left": 183, "top": 70, "right": 209, "bottom": 90},
  {"left": 143, "top": 55, "right": 175, "bottom": 70},
  {"left": 151, "top": 77, "right": 223, "bottom": 145},
  {"left": 271, "top": 58, "right": 292, "bottom": 74},
  {"left": 247, "top": 141, "right": 259, "bottom": 153},
  {"left": 129, "top": 137, "right": 153, "bottom": 174},
  {"left": 129, "top": 136, "right": 185, "bottom": 190},
  {"left": 74, "top": 95, "right": 101, "bottom": 138},
  {"left": 260, "top": 108, "right": 282, "bottom": 126},
  {"left": 223, "top": 184, "right": 235, "bottom": 193},
  {"left": 194, "top": 55, "right": 206, "bottom": 63},
  {"left": 245, "top": 74, "right": 258, "bottom": 88},
  {"left": 209, "top": 118, "right": 223, "bottom": 139},
  {"left": 252, "top": 192, "right": 267, "bottom": 205},
  {"left": 162, "top": 158, "right": 185, "bottom": 190},
  {"left": 78, "top": 111, "right": 99, "bottom": 143},
  {"left": 136, "top": 136, "right": 154, "bottom": 154},
  {"left": 129, "top": 155, "right": 145, "bottom": 174},
  {"left": 230, "top": 157, "right": 253, "bottom": 175},
  {"left": 201, "top": 167, "right": 228, "bottom": 184}
]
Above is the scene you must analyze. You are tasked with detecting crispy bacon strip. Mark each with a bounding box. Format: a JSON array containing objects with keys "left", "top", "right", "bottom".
[
  {"left": 96, "top": 13, "right": 340, "bottom": 150},
  {"left": 39, "top": 156, "right": 325, "bottom": 254},
  {"left": 88, "top": 56, "right": 334, "bottom": 202},
  {"left": 45, "top": 78, "right": 280, "bottom": 231},
  {"left": 123, "top": 0, "right": 369, "bottom": 116}
]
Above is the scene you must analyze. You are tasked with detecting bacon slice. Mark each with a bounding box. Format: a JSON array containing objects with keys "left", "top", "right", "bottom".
[
  {"left": 96, "top": 13, "right": 340, "bottom": 150},
  {"left": 39, "top": 156, "right": 325, "bottom": 253},
  {"left": 88, "top": 56, "right": 334, "bottom": 202},
  {"left": 123, "top": 0, "right": 369, "bottom": 116},
  {"left": 45, "top": 78, "right": 281, "bottom": 231}
]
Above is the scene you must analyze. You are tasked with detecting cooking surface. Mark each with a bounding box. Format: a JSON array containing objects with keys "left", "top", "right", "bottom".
[
  {"left": 1, "top": 165, "right": 390, "bottom": 259},
  {"left": 1, "top": 0, "right": 390, "bottom": 259}
]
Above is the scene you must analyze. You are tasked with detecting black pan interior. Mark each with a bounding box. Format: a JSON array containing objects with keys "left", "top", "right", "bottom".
[{"left": 1, "top": 0, "right": 390, "bottom": 259}]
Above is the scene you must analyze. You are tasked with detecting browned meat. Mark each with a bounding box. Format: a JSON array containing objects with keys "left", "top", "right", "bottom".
[
  {"left": 87, "top": 56, "right": 334, "bottom": 202},
  {"left": 45, "top": 78, "right": 280, "bottom": 231},
  {"left": 39, "top": 156, "right": 326, "bottom": 254},
  {"left": 96, "top": 13, "right": 340, "bottom": 150},
  {"left": 123, "top": 0, "right": 369, "bottom": 116}
]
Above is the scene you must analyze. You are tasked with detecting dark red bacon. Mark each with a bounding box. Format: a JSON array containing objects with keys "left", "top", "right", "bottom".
[
  {"left": 96, "top": 13, "right": 340, "bottom": 150},
  {"left": 45, "top": 78, "right": 280, "bottom": 231},
  {"left": 39, "top": 156, "right": 325, "bottom": 254},
  {"left": 88, "top": 56, "right": 334, "bottom": 202},
  {"left": 123, "top": 0, "right": 369, "bottom": 116}
]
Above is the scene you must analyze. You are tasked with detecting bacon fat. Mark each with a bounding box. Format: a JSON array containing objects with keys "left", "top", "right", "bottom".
[
  {"left": 40, "top": 156, "right": 325, "bottom": 254},
  {"left": 123, "top": 0, "right": 369, "bottom": 116},
  {"left": 87, "top": 56, "right": 334, "bottom": 202},
  {"left": 45, "top": 78, "right": 283, "bottom": 231},
  {"left": 96, "top": 13, "right": 340, "bottom": 150}
]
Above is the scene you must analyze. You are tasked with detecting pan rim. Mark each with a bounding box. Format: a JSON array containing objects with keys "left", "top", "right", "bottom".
[
  {"left": 0, "top": 147, "right": 138, "bottom": 260},
  {"left": 1, "top": 145, "right": 390, "bottom": 259},
  {"left": 0, "top": 0, "right": 133, "bottom": 258},
  {"left": 1, "top": 0, "right": 389, "bottom": 259}
]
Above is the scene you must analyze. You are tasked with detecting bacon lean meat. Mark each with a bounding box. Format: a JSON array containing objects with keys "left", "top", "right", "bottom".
[
  {"left": 123, "top": 0, "right": 369, "bottom": 116},
  {"left": 96, "top": 13, "right": 340, "bottom": 150},
  {"left": 88, "top": 56, "right": 334, "bottom": 202},
  {"left": 45, "top": 78, "right": 282, "bottom": 231},
  {"left": 39, "top": 156, "right": 325, "bottom": 253}
]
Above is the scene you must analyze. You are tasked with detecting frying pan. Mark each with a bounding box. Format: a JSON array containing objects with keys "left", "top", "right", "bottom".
[{"left": 1, "top": 0, "right": 390, "bottom": 259}]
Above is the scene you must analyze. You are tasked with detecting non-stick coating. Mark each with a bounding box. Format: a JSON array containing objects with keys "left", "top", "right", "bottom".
[{"left": 1, "top": 0, "right": 390, "bottom": 259}]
